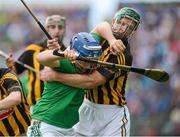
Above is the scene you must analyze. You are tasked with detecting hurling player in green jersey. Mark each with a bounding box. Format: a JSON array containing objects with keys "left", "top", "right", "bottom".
[{"left": 27, "top": 32, "right": 102, "bottom": 137}]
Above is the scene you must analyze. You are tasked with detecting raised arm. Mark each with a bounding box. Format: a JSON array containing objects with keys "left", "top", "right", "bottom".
[
  {"left": 36, "top": 50, "right": 61, "bottom": 68},
  {"left": 91, "top": 21, "right": 125, "bottom": 54}
]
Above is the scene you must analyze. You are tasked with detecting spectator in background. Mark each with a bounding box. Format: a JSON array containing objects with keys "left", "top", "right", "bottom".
[{"left": 5, "top": 15, "right": 66, "bottom": 113}]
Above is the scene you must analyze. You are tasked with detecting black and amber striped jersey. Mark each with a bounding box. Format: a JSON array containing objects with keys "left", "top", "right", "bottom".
[
  {"left": 86, "top": 33, "right": 133, "bottom": 106},
  {"left": 0, "top": 68, "right": 31, "bottom": 136},
  {"left": 14, "top": 39, "right": 66, "bottom": 105}
]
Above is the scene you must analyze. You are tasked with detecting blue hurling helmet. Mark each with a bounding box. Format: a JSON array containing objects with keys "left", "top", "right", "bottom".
[{"left": 70, "top": 32, "right": 102, "bottom": 59}]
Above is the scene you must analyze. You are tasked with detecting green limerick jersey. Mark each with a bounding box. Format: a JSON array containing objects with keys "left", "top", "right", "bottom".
[{"left": 32, "top": 59, "right": 84, "bottom": 128}]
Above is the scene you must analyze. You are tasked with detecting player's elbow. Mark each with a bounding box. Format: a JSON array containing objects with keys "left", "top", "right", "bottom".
[
  {"left": 36, "top": 54, "right": 46, "bottom": 66},
  {"left": 36, "top": 54, "right": 41, "bottom": 63},
  {"left": 85, "top": 81, "right": 104, "bottom": 89},
  {"left": 11, "top": 92, "right": 22, "bottom": 104},
  {"left": 85, "top": 73, "right": 106, "bottom": 89}
]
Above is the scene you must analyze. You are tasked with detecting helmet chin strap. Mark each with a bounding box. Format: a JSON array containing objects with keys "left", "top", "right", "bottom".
[{"left": 112, "top": 25, "right": 136, "bottom": 40}]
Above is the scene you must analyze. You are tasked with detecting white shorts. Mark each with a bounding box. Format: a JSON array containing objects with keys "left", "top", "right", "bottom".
[
  {"left": 73, "top": 99, "right": 130, "bottom": 136},
  {"left": 27, "top": 119, "right": 75, "bottom": 137}
]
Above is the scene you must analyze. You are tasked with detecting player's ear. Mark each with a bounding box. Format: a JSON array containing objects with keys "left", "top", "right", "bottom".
[
  {"left": 46, "top": 26, "right": 49, "bottom": 31},
  {"left": 112, "top": 19, "right": 115, "bottom": 25}
]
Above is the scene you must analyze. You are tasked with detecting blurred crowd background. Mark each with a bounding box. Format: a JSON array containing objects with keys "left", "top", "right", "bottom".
[{"left": 0, "top": 0, "right": 179, "bottom": 136}]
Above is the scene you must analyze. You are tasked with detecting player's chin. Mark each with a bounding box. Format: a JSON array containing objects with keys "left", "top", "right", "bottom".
[{"left": 51, "top": 36, "right": 59, "bottom": 39}]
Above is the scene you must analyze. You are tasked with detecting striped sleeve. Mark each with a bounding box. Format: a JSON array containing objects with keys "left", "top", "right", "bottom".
[
  {"left": 2, "top": 72, "right": 22, "bottom": 94},
  {"left": 15, "top": 44, "right": 43, "bottom": 74}
]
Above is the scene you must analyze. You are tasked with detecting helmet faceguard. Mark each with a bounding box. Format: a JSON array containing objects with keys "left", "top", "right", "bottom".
[
  {"left": 70, "top": 32, "right": 102, "bottom": 59},
  {"left": 112, "top": 7, "right": 141, "bottom": 38},
  {"left": 70, "top": 32, "right": 102, "bottom": 72}
]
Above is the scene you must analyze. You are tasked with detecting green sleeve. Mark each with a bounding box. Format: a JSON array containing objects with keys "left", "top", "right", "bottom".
[
  {"left": 90, "top": 32, "right": 104, "bottom": 43},
  {"left": 55, "top": 59, "right": 80, "bottom": 74}
]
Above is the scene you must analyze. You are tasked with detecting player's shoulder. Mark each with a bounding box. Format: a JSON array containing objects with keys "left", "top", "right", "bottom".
[
  {"left": 90, "top": 32, "right": 104, "bottom": 43},
  {"left": 0, "top": 68, "right": 18, "bottom": 82},
  {"left": 0, "top": 68, "right": 11, "bottom": 76},
  {"left": 25, "top": 44, "right": 42, "bottom": 51},
  {"left": 25, "top": 39, "right": 47, "bottom": 51}
]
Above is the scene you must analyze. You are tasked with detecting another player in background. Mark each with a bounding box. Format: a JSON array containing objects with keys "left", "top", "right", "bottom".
[
  {"left": 0, "top": 68, "right": 31, "bottom": 136},
  {"left": 6, "top": 15, "right": 66, "bottom": 112},
  {"left": 40, "top": 7, "right": 141, "bottom": 136},
  {"left": 27, "top": 32, "right": 102, "bottom": 136}
]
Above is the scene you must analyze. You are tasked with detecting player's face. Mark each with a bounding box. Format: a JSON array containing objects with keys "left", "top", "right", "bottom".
[
  {"left": 47, "top": 24, "right": 65, "bottom": 42},
  {"left": 112, "top": 17, "right": 137, "bottom": 38}
]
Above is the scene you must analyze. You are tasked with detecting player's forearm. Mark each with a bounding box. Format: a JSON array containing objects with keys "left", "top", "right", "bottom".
[
  {"left": 52, "top": 71, "right": 106, "bottom": 89},
  {"left": 91, "top": 21, "right": 116, "bottom": 44},
  {"left": 36, "top": 50, "right": 60, "bottom": 68},
  {"left": 52, "top": 73, "right": 93, "bottom": 88},
  {"left": 0, "top": 92, "right": 21, "bottom": 110}
]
